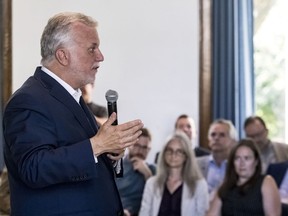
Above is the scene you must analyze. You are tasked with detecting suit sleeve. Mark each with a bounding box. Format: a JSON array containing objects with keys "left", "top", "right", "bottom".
[{"left": 3, "top": 95, "right": 98, "bottom": 188}]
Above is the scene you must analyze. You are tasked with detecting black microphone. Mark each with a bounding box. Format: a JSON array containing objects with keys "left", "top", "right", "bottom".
[{"left": 105, "top": 89, "right": 118, "bottom": 125}]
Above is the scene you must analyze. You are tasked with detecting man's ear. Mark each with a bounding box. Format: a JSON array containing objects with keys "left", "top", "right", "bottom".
[{"left": 55, "top": 48, "right": 69, "bottom": 66}]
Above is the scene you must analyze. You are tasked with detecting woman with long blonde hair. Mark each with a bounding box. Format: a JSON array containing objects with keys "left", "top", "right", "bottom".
[{"left": 139, "top": 131, "right": 209, "bottom": 216}]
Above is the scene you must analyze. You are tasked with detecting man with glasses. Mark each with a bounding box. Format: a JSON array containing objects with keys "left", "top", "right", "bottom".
[
  {"left": 244, "top": 115, "right": 288, "bottom": 173},
  {"left": 197, "top": 119, "right": 238, "bottom": 201},
  {"left": 116, "top": 128, "right": 156, "bottom": 216}
]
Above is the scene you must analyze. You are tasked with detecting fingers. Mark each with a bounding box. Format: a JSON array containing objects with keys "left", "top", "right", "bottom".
[
  {"left": 117, "top": 120, "right": 144, "bottom": 147},
  {"left": 118, "top": 119, "right": 143, "bottom": 131},
  {"left": 107, "top": 150, "right": 125, "bottom": 160},
  {"left": 103, "top": 112, "right": 117, "bottom": 127},
  {"left": 90, "top": 118, "right": 143, "bottom": 156},
  {"left": 121, "top": 130, "right": 143, "bottom": 149},
  {"left": 130, "top": 156, "right": 141, "bottom": 163},
  {"left": 109, "top": 148, "right": 126, "bottom": 155},
  {"left": 108, "top": 120, "right": 143, "bottom": 149}
]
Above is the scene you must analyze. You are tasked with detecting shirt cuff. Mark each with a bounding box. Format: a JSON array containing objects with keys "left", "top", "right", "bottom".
[{"left": 94, "top": 155, "right": 98, "bottom": 163}]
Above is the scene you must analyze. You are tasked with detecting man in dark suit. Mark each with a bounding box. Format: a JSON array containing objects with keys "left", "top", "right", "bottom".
[
  {"left": 267, "top": 161, "right": 288, "bottom": 187},
  {"left": 3, "top": 12, "right": 143, "bottom": 216},
  {"left": 174, "top": 114, "right": 210, "bottom": 157},
  {"left": 154, "top": 114, "right": 210, "bottom": 163},
  {"left": 267, "top": 161, "right": 288, "bottom": 215}
]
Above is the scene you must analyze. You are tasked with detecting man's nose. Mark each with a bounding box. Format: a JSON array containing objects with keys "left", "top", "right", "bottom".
[
  {"left": 213, "top": 134, "right": 221, "bottom": 139},
  {"left": 95, "top": 48, "right": 104, "bottom": 62}
]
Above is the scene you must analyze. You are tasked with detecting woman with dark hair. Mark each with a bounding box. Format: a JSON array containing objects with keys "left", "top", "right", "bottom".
[
  {"left": 206, "top": 138, "right": 281, "bottom": 216},
  {"left": 139, "top": 131, "right": 209, "bottom": 216}
]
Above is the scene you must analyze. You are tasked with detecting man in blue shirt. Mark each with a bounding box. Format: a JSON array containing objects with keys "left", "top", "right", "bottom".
[
  {"left": 116, "top": 128, "right": 156, "bottom": 216},
  {"left": 197, "top": 119, "right": 238, "bottom": 201}
]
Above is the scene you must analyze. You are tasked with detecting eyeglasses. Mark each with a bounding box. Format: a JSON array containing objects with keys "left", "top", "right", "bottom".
[
  {"left": 164, "top": 148, "right": 186, "bottom": 157},
  {"left": 209, "top": 132, "right": 227, "bottom": 138},
  {"left": 133, "top": 144, "right": 150, "bottom": 150}
]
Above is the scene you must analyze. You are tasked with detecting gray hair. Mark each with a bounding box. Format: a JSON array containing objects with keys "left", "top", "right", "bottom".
[
  {"left": 155, "top": 131, "right": 203, "bottom": 197},
  {"left": 40, "top": 12, "right": 98, "bottom": 65},
  {"left": 208, "top": 119, "right": 238, "bottom": 141}
]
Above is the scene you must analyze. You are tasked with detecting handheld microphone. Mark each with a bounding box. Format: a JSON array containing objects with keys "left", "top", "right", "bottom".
[{"left": 105, "top": 89, "right": 118, "bottom": 125}]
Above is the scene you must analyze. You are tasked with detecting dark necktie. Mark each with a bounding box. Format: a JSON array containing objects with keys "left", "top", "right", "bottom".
[{"left": 79, "top": 96, "right": 98, "bottom": 132}]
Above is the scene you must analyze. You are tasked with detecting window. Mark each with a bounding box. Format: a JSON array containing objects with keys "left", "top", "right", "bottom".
[{"left": 254, "top": 0, "right": 288, "bottom": 141}]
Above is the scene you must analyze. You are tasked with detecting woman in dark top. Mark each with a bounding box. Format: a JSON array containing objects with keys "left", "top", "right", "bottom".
[{"left": 206, "top": 138, "right": 281, "bottom": 216}]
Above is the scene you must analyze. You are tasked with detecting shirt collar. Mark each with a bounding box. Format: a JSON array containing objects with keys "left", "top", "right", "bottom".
[
  {"left": 209, "top": 154, "right": 227, "bottom": 166},
  {"left": 41, "top": 66, "right": 82, "bottom": 103}
]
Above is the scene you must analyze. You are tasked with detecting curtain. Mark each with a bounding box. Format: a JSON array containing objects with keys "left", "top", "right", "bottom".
[{"left": 212, "top": 0, "right": 254, "bottom": 138}]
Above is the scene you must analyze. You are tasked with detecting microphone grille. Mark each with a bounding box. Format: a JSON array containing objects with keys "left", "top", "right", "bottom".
[{"left": 105, "top": 89, "right": 118, "bottom": 102}]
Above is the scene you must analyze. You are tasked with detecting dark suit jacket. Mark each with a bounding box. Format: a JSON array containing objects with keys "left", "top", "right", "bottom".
[
  {"left": 194, "top": 147, "right": 210, "bottom": 157},
  {"left": 3, "top": 67, "right": 123, "bottom": 216},
  {"left": 266, "top": 161, "right": 288, "bottom": 216},
  {"left": 266, "top": 161, "right": 288, "bottom": 188}
]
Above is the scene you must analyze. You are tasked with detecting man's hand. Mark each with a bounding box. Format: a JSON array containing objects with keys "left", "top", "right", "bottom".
[
  {"left": 130, "top": 157, "right": 152, "bottom": 180},
  {"left": 90, "top": 113, "right": 143, "bottom": 156},
  {"left": 107, "top": 149, "right": 125, "bottom": 160}
]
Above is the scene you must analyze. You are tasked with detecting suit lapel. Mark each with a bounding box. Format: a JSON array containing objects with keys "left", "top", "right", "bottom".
[
  {"left": 34, "top": 68, "right": 97, "bottom": 137},
  {"left": 79, "top": 96, "right": 98, "bottom": 132},
  {"left": 52, "top": 89, "right": 97, "bottom": 137},
  {"left": 34, "top": 68, "right": 117, "bottom": 175}
]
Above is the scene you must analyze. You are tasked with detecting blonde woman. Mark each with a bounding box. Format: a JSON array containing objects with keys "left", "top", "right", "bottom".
[{"left": 139, "top": 131, "right": 209, "bottom": 216}]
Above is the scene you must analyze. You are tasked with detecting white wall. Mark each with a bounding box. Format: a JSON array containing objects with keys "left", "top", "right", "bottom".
[{"left": 13, "top": 0, "right": 199, "bottom": 163}]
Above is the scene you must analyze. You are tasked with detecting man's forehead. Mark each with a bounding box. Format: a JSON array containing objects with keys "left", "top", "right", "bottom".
[
  {"left": 211, "top": 123, "right": 229, "bottom": 132},
  {"left": 137, "top": 136, "right": 150, "bottom": 144},
  {"left": 246, "top": 120, "right": 265, "bottom": 129},
  {"left": 177, "top": 117, "right": 193, "bottom": 126}
]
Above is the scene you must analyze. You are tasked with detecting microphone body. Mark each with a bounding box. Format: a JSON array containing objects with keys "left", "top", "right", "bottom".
[
  {"left": 105, "top": 90, "right": 118, "bottom": 125},
  {"left": 105, "top": 90, "right": 122, "bottom": 163}
]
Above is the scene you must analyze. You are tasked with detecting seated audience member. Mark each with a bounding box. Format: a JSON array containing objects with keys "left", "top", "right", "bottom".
[
  {"left": 175, "top": 114, "right": 210, "bottom": 157},
  {"left": 267, "top": 161, "right": 288, "bottom": 215},
  {"left": 116, "top": 128, "right": 156, "bottom": 216},
  {"left": 0, "top": 167, "right": 10, "bottom": 215},
  {"left": 267, "top": 161, "right": 288, "bottom": 202},
  {"left": 154, "top": 114, "right": 210, "bottom": 163},
  {"left": 197, "top": 119, "right": 237, "bottom": 200},
  {"left": 139, "top": 131, "right": 209, "bottom": 216},
  {"left": 80, "top": 83, "right": 108, "bottom": 125},
  {"left": 207, "top": 138, "right": 281, "bottom": 216},
  {"left": 244, "top": 115, "right": 288, "bottom": 173}
]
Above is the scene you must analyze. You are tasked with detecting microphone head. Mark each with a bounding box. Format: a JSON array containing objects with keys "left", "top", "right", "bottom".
[{"left": 105, "top": 89, "right": 118, "bottom": 103}]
